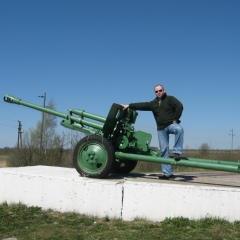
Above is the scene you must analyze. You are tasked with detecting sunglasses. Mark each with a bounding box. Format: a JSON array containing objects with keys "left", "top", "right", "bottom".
[{"left": 155, "top": 89, "right": 163, "bottom": 93}]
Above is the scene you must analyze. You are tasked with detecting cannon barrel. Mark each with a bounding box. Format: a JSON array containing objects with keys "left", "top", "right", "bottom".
[
  {"left": 4, "top": 94, "right": 67, "bottom": 118},
  {"left": 3, "top": 94, "right": 106, "bottom": 134}
]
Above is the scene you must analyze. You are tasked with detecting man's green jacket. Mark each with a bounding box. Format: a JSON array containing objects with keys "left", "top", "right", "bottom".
[{"left": 129, "top": 93, "right": 183, "bottom": 130}]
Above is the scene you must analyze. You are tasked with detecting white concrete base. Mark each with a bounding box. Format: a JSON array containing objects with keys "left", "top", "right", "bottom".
[
  {"left": 0, "top": 166, "right": 239, "bottom": 222},
  {"left": 122, "top": 182, "right": 240, "bottom": 222},
  {"left": 0, "top": 166, "right": 123, "bottom": 219}
]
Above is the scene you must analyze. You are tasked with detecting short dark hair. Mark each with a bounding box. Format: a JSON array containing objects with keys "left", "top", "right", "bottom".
[{"left": 154, "top": 84, "right": 164, "bottom": 90}]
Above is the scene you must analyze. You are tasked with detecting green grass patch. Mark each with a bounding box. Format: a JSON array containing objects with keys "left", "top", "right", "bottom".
[{"left": 0, "top": 203, "right": 240, "bottom": 240}]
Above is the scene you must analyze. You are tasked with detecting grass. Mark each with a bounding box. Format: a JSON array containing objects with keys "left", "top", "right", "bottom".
[{"left": 0, "top": 203, "right": 240, "bottom": 240}]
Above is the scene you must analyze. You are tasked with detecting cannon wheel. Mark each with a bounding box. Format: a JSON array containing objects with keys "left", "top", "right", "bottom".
[
  {"left": 113, "top": 159, "right": 138, "bottom": 174},
  {"left": 73, "top": 135, "right": 114, "bottom": 178}
]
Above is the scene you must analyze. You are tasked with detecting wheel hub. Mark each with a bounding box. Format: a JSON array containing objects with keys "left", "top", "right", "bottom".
[{"left": 87, "top": 151, "right": 98, "bottom": 164}]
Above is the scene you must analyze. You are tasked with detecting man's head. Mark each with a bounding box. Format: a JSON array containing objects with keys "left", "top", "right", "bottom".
[{"left": 154, "top": 84, "right": 165, "bottom": 98}]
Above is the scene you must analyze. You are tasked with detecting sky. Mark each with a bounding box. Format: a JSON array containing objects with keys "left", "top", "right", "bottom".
[{"left": 0, "top": 0, "right": 240, "bottom": 150}]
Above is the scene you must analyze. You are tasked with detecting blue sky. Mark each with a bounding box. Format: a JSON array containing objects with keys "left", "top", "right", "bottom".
[{"left": 0, "top": 0, "right": 240, "bottom": 150}]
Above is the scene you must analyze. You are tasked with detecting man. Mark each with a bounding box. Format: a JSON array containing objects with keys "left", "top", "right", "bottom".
[{"left": 121, "top": 84, "right": 184, "bottom": 180}]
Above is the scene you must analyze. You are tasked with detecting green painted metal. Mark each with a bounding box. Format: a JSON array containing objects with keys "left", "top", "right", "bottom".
[
  {"left": 76, "top": 141, "right": 108, "bottom": 173},
  {"left": 3, "top": 93, "right": 240, "bottom": 177},
  {"left": 4, "top": 94, "right": 104, "bottom": 135},
  {"left": 4, "top": 95, "right": 151, "bottom": 154},
  {"left": 115, "top": 152, "right": 240, "bottom": 173}
]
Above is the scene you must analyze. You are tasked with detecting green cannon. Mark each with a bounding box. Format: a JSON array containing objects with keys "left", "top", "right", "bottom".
[{"left": 3, "top": 94, "right": 240, "bottom": 178}]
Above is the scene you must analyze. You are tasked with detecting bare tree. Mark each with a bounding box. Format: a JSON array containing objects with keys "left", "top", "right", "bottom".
[
  {"left": 199, "top": 143, "right": 210, "bottom": 157},
  {"left": 8, "top": 99, "right": 84, "bottom": 167}
]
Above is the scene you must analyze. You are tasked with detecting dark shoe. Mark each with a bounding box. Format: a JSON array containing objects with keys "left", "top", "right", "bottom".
[
  {"left": 159, "top": 174, "right": 175, "bottom": 180},
  {"left": 173, "top": 153, "right": 181, "bottom": 161}
]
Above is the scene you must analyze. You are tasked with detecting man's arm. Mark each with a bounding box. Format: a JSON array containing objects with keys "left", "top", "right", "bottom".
[{"left": 120, "top": 102, "right": 151, "bottom": 111}]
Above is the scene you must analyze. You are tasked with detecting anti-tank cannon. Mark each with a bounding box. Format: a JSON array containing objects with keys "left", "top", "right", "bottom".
[
  {"left": 4, "top": 94, "right": 154, "bottom": 178},
  {"left": 3, "top": 94, "right": 240, "bottom": 178}
]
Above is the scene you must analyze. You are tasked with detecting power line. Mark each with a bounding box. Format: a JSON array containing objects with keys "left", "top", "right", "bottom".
[
  {"left": 0, "top": 122, "right": 17, "bottom": 129},
  {"left": 0, "top": 117, "right": 18, "bottom": 122}
]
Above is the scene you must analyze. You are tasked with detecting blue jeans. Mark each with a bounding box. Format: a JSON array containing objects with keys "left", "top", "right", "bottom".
[{"left": 158, "top": 124, "right": 184, "bottom": 176}]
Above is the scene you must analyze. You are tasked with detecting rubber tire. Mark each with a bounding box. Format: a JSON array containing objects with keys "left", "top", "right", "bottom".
[
  {"left": 73, "top": 135, "right": 114, "bottom": 178},
  {"left": 113, "top": 159, "right": 138, "bottom": 174}
]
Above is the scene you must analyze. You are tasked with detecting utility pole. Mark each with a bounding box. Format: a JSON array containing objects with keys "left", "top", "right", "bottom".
[
  {"left": 229, "top": 129, "right": 235, "bottom": 151},
  {"left": 17, "top": 120, "right": 23, "bottom": 149},
  {"left": 38, "top": 93, "right": 46, "bottom": 150}
]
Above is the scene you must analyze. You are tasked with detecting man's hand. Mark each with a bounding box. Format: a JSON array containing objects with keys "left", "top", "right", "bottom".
[{"left": 120, "top": 104, "right": 129, "bottom": 110}]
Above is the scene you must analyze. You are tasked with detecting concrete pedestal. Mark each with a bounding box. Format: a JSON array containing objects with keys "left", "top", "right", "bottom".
[{"left": 0, "top": 166, "right": 239, "bottom": 222}]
